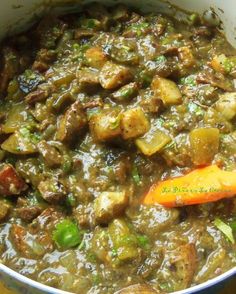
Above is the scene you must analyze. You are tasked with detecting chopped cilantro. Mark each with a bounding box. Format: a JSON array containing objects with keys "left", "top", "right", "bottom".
[{"left": 132, "top": 165, "right": 141, "bottom": 185}]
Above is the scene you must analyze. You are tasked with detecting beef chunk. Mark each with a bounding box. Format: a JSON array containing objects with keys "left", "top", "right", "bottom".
[
  {"left": 0, "top": 164, "right": 27, "bottom": 196},
  {"left": 56, "top": 101, "right": 87, "bottom": 143}
]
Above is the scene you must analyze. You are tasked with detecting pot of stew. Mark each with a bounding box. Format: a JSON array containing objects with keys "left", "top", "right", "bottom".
[{"left": 0, "top": 0, "right": 235, "bottom": 293}]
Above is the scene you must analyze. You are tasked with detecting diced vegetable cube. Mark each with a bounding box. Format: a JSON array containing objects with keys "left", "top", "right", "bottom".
[
  {"left": 2, "top": 102, "right": 30, "bottom": 134},
  {"left": 0, "top": 164, "right": 27, "bottom": 196},
  {"left": 167, "top": 244, "right": 197, "bottom": 290},
  {"left": 151, "top": 76, "right": 182, "bottom": 105},
  {"left": 189, "top": 127, "right": 219, "bottom": 166},
  {"left": 112, "top": 82, "right": 138, "bottom": 101},
  {"left": 210, "top": 54, "right": 236, "bottom": 74},
  {"left": 215, "top": 92, "right": 236, "bottom": 120},
  {"left": 89, "top": 109, "right": 122, "bottom": 142},
  {"left": 121, "top": 108, "right": 150, "bottom": 139},
  {"left": 136, "top": 129, "right": 171, "bottom": 156},
  {"left": 1, "top": 128, "right": 39, "bottom": 155},
  {"left": 108, "top": 219, "right": 139, "bottom": 261},
  {"left": 51, "top": 72, "right": 75, "bottom": 87},
  {"left": 94, "top": 191, "right": 128, "bottom": 224},
  {"left": 85, "top": 47, "right": 107, "bottom": 69},
  {"left": 178, "top": 46, "right": 195, "bottom": 68},
  {"left": 99, "top": 61, "right": 133, "bottom": 90}
]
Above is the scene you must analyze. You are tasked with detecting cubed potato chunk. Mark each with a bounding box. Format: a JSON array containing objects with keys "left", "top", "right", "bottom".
[
  {"left": 108, "top": 219, "right": 139, "bottom": 261},
  {"left": 56, "top": 101, "right": 87, "bottom": 143},
  {"left": 94, "top": 191, "right": 128, "bottom": 224},
  {"left": 85, "top": 47, "right": 108, "bottom": 69},
  {"left": 121, "top": 108, "right": 150, "bottom": 139},
  {"left": 215, "top": 92, "right": 236, "bottom": 120},
  {"left": 89, "top": 109, "right": 122, "bottom": 142},
  {"left": 136, "top": 129, "right": 171, "bottom": 156},
  {"left": 211, "top": 54, "right": 228, "bottom": 74},
  {"left": 178, "top": 46, "right": 195, "bottom": 68},
  {"left": 189, "top": 127, "right": 219, "bottom": 166},
  {"left": 99, "top": 61, "right": 133, "bottom": 90},
  {"left": 151, "top": 76, "right": 182, "bottom": 106}
]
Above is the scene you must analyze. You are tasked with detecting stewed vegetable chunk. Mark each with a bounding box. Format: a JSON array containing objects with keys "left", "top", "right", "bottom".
[
  {"left": 85, "top": 47, "right": 108, "bottom": 69},
  {"left": 89, "top": 108, "right": 122, "bottom": 142},
  {"left": 189, "top": 127, "right": 219, "bottom": 166},
  {"left": 215, "top": 92, "right": 236, "bottom": 120},
  {"left": 151, "top": 76, "right": 182, "bottom": 106},
  {"left": 121, "top": 108, "right": 150, "bottom": 139},
  {"left": 99, "top": 61, "right": 133, "bottom": 89},
  {"left": 136, "top": 129, "right": 171, "bottom": 156},
  {"left": 94, "top": 190, "right": 128, "bottom": 224}
]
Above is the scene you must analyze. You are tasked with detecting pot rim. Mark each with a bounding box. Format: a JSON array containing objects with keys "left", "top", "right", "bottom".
[{"left": 0, "top": 263, "right": 235, "bottom": 293}]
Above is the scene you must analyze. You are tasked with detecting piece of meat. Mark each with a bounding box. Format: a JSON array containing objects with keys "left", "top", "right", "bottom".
[
  {"left": 196, "top": 71, "right": 234, "bottom": 92},
  {"left": 11, "top": 223, "right": 53, "bottom": 257},
  {"left": 25, "top": 86, "right": 50, "bottom": 104},
  {"left": 37, "top": 140, "right": 62, "bottom": 168},
  {"left": 38, "top": 178, "right": 67, "bottom": 204},
  {"left": 30, "top": 207, "right": 64, "bottom": 233},
  {"left": 0, "top": 164, "right": 27, "bottom": 196},
  {"left": 140, "top": 95, "right": 163, "bottom": 113},
  {"left": 74, "top": 29, "right": 97, "bottom": 40},
  {"left": 192, "top": 26, "right": 214, "bottom": 38},
  {"left": 10, "top": 224, "right": 29, "bottom": 255},
  {"left": 0, "top": 47, "right": 20, "bottom": 94},
  {"left": 82, "top": 98, "right": 103, "bottom": 110},
  {"left": 76, "top": 68, "right": 100, "bottom": 92},
  {"left": 56, "top": 101, "right": 87, "bottom": 143},
  {"left": 16, "top": 198, "right": 42, "bottom": 222},
  {"left": 36, "top": 16, "right": 67, "bottom": 49},
  {"left": 16, "top": 206, "right": 42, "bottom": 222},
  {"left": 32, "top": 48, "right": 57, "bottom": 72},
  {"left": 73, "top": 204, "right": 95, "bottom": 229},
  {"left": 168, "top": 244, "right": 197, "bottom": 289}
]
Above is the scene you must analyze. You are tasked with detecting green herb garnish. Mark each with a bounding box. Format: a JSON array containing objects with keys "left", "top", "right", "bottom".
[
  {"left": 180, "top": 75, "right": 196, "bottom": 87},
  {"left": 132, "top": 165, "right": 141, "bottom": 185},
  {"left": 214, "top": 218, "right": 235, "bottom": 244}
]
